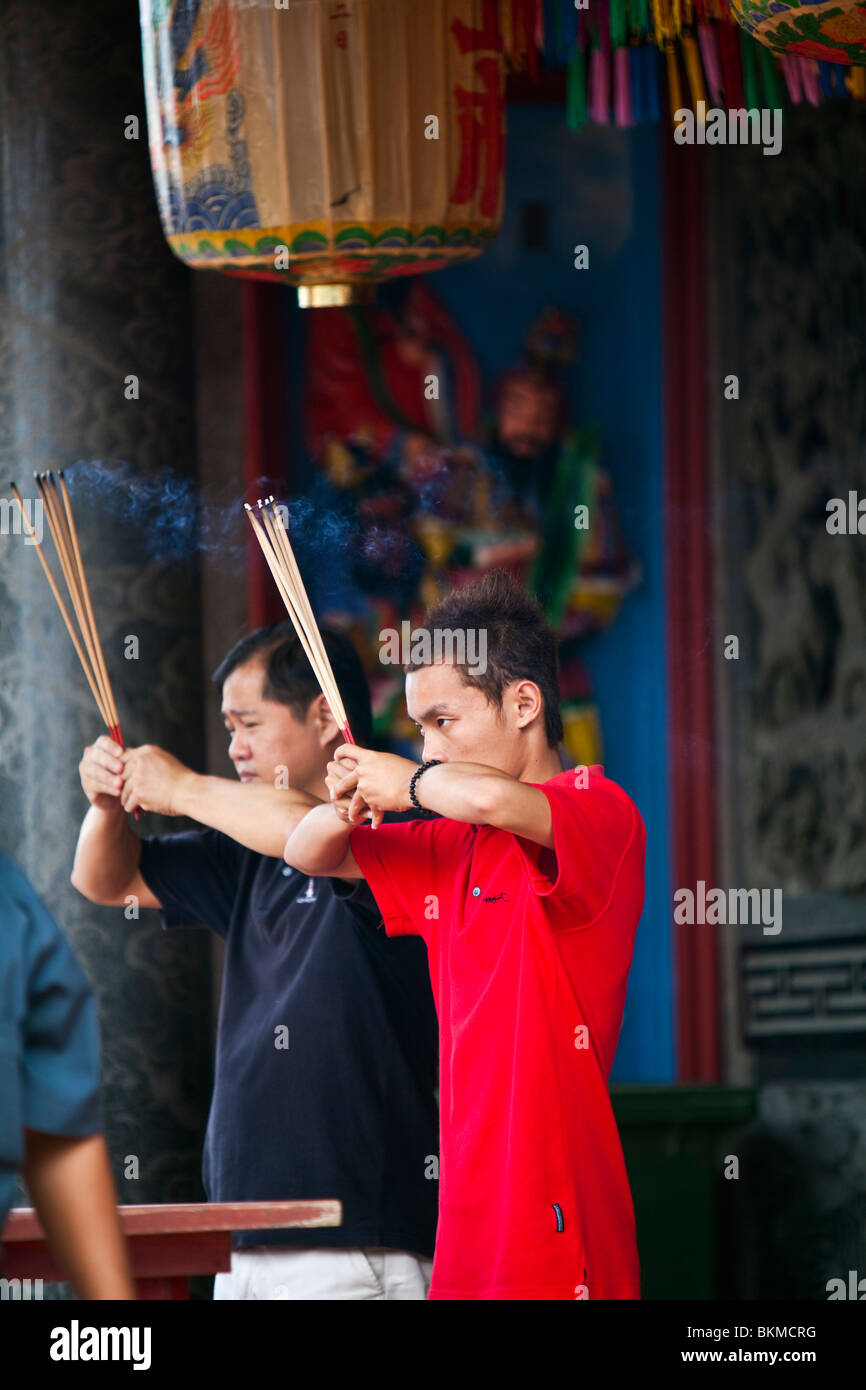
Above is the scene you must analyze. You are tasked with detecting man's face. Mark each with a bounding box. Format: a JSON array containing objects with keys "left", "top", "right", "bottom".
[
  {"left": 406, "top": 661, "right": 527, "bottom": 777},
  {"left": 497, "top": 378, "right": 560, "bottom": 459},
  {"left": 220, "top": 659, "right": 334, "bottom": 792}
]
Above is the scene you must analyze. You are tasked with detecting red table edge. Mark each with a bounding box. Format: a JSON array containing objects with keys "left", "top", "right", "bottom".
[{"left": 3, "top": 1199, "right": 342, "bottom": 1242}]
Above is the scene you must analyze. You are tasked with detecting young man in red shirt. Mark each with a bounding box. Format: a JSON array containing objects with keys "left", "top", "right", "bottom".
[{"left": 284, "top": 570, "right": 646, "bottom": 1301}]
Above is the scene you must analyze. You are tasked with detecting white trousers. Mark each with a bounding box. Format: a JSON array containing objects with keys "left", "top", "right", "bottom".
[{"left": 213, "top": 1246, "right": 434, "bottom": 1301}]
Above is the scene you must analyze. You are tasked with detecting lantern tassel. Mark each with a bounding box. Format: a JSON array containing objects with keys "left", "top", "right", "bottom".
[
  {"left": 665, "top": 39, "right": 685, "bottom": 120},
  {"left": 758, "top": 44, "right": 783, "bottom": 112},
  {"left": 817, "top": 60, "right": 838, "bottom": 101},
  {"left": 682, "top": 31, "right": 708, "bottom": 109},
  {"left": 614, "top": 46, "right": 633, "bottom": 126},
  {"left": 779, "top": 53, "right": 802, "bottom": 105},
  {"left": 550, "top": 0, "right": 563, "bottom": 61},
  {"left": 534, "top": 0, "right": 545, "bottom": 52},
  {"left": 646, "top": 41, "right": 663, "bottom": 122},
  {"left": 740, "top": 28, "right": 761, "bottom": 111},
  {"left": 845, "top": 65, "right": 866, "bottom": 101},
  {"left": 717, "top": 20, "right": 745, "bottom": 109},
  {"left": 610, "top": 0, "right": 629, "bottom": 49},
  {"left": 589, "top": 44, "right": 610, "bottom": 124},
  {"left": 567, "top": 45, "right": 588, "bottom": 130},
  {"left": 526, "top": 0, "right": 540, "bottom": 78},
  {"left": 697, "top": 22, "right": 724, "bottom": 107},
  {"left": 800, "top": 56, "right": 822, "bottom": 107},
  {"left": 630, "top": 43, "right": 646, "bottom": 124}
]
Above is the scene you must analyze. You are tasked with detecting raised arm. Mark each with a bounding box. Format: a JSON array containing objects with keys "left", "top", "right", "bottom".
[
  {"left": 120, "top": 743, "right": 322, "bottom": 857},
  {"left": 284, "top": 802, "right": 364, "bottom": 879},
  {"left": 72, "top": 737, "right": 160, "bottom": 907},
  {"left": 329, "top": 748, "right": 555, "bottom": 849},
  {"left": 405, "top": 762, "right": 553, "bottom": 846},
  {"left": 73, "top": 738, "right": 323, "bottom": 906}
]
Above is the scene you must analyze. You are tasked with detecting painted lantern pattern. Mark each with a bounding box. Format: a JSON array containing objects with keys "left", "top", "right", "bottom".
[
  {"left": 730, "top": 0, "right": 866, "bottom": 65},
  {"left": 140, "top": 0, "right": 506, "bottom": 296}
]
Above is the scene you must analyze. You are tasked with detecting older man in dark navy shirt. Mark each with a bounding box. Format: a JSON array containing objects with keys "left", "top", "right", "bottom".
[{"left": 71, "top": 625, "right": 438, "bottom": 1300}]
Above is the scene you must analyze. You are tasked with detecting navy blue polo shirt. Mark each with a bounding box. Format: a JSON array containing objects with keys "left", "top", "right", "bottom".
[
  {"left": 1, "top": 850, "right": 103, "bottom": 1240},
  {"left": 138, "top": 829, "right": 439, "bottom": 1254}
]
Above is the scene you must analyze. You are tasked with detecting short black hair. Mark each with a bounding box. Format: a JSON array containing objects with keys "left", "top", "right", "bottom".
[
  {"left": 212, "top": 622, "right": 373, "bottom": 747},
  {"left": 406, "top": 569, "right": 563, "bottom": 747}
]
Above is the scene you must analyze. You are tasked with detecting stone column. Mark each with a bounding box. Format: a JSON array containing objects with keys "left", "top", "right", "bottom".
[
  {"left": 0, "top": 0, "right": 212, "bottom": 1231},
  {"left": 711, "top": 101, "right": 866, "bottom": 1298}
]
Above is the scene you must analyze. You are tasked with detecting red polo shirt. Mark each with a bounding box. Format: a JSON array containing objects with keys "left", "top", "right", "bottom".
[{"left": 350, "top": 765, "right": 646, "bottom": 1301}]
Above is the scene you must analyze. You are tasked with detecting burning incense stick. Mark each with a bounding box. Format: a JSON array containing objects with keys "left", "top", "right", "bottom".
[
  {"left": 10, "top": 471, "right": 140, "bottom": 816},
  {"left": 244, "top": 497, "right": 354, "bottom": 744}
]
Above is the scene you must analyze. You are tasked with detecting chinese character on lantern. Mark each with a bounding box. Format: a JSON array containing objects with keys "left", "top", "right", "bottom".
[
  {"left": 329, "top": 1, "right": 351, "bottom": 49},
  {"left": 449, "top": 0, "right": 504, "bottom": 223},
  {"left": 451, "top": 0, "right": 502, "bottom": 56}
]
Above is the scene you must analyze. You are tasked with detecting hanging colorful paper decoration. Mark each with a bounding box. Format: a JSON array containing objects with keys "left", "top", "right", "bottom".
[
  {"left": 495, "top": 1, "right": 865, "bottom": 128},
  {"left": 140, "top": 0, "right": 506, "bottom": 306},
  {"left": 727, "top": 0, "right": 866, "bottom": 66}
]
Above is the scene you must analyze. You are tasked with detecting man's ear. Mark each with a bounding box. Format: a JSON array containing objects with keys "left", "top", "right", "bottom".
[
  {"left": 511, "top": 679, "right": 544, "bottom": 730},
  {"left": 311, "top": 693, "right": 340, "bottom": 747}
]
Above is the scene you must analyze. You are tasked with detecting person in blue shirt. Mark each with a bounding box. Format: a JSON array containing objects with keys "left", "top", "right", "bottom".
[{"left": 0, "top": 848, "right": 134, "bottom": 1298}]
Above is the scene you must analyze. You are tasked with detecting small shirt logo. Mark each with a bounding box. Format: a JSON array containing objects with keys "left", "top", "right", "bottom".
[
  {"left": 484, "top": 892, "right": 508, "bottom": 904},
  {"left": 295, "top": 877, "right": 317, "bottom": 903}
]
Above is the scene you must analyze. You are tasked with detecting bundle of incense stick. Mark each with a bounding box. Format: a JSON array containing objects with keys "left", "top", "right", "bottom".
[
  {"left": 244, "top": 497, "right": 354, "bottom": 744},
  {"left": 10, "top": 471, "right": 140, "bottom": 817}
]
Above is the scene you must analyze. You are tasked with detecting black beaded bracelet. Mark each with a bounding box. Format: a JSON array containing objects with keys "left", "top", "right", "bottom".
[{"left": 409, "top": 759, "right": 442, "bottom": 815}]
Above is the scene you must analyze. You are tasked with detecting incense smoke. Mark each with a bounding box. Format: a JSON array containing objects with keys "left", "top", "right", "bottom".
[{"left": 58, "top": 460, "right": 397, "bottom": 616}]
